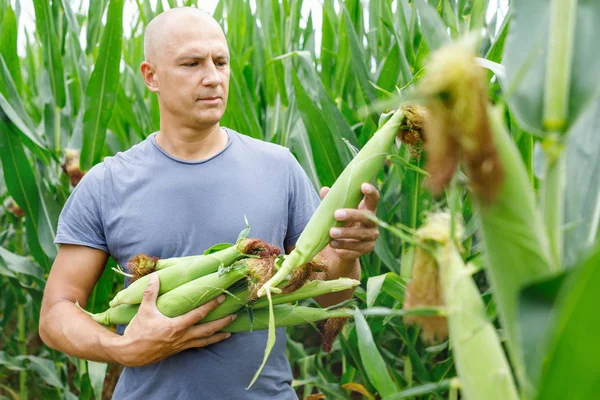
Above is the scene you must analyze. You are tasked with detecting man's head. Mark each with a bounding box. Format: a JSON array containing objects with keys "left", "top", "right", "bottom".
[{"left": 141, "top": 7, "right": 230, "bottom": 130}]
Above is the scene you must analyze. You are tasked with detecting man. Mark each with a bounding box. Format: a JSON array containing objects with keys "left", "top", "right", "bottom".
[{"left": 39, "top": 7, "right": 380, "bottom": 399}]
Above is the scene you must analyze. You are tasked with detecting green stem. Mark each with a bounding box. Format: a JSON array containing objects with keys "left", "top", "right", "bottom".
[
  {"left": 542, "top": 141, "right": 566, "bottom": 268},
  {"left": 54, "top": 106, "right": 61, "bottom": 154},
  {"left": 541, "top": 0, "right": 576, "bottom": 267},
  {"left": 18, "top": 305, "right": 27, "bottom": 400},
  {"left": 543, "top": 0, "right": 577, "bottom": 132},
  {"left": 401, "top": 157, "right": 423, "bottom": 279}
]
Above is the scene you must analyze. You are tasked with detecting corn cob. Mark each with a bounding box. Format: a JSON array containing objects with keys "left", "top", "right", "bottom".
[
  {"left": 109, "top": 238, "right": 279, "bottom": 307},
  {"left": 88, "top": 266, "right": 249, "bottom": 324},
  {"left": 90, "top": 276, "right": 359, "bottom": 326}
]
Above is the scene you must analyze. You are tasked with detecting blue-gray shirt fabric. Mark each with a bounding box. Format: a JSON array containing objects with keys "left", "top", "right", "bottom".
[{"left": 54, "top": 128, "right": 321, "bottom": 399}]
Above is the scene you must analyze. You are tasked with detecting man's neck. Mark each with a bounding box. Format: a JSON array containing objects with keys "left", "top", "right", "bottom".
[{"left": 155, "top": 123, "right": 228, "bottom": 161}]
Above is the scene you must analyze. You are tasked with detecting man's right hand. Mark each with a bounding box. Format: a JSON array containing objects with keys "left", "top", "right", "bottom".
[{"left": 113, "top": 274, "right": 235, "bottom": 367}]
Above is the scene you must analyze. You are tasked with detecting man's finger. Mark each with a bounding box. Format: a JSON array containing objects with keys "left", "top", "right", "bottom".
[
  {"left": 329, "top": 226, "right": 379, "bottom": 241},
  {"left": 173, "top": 294, "right": 226, "bottom": 329},
  {"left": 334, "top": 209, "right": 377, "bottom": 227},
  {"left": 183, "top": 332, "right": 232, "bottom": 350},
  {"left": 320, "top": 186, "right": 330, "bottom": 200},
  {"left": 360, "top": 183, "right": 380, "bottom": 212},
  {"left": 139, "top": 274, "right": 160, "bottom": 312},
  {"left": 183, "top": 314, "right": 237, "bottom": 341},
  {"left": 330, "top": 238, "right": 376, "bottom": 254}
]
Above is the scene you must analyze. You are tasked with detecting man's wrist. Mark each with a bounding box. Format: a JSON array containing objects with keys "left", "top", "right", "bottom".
[
  {"left": 99, "top": 331, "right": 131, "bottom": 366},
  {"left": 320, "top": 246, "right": 361, "bottom": 281}
]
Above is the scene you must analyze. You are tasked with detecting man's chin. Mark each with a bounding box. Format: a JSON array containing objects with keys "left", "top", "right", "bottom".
[{"left": 189, "top": 113, "right": 224, "bottom": 128}]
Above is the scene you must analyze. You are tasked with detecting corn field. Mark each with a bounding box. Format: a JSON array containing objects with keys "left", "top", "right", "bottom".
[{"left": 1, "top": 0, "right": 600, "bottom": 398}]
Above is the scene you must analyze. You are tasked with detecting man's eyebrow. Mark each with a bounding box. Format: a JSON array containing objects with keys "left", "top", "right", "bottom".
[{"left": 176, "top": 54, "right": 230, "bottom": 61}]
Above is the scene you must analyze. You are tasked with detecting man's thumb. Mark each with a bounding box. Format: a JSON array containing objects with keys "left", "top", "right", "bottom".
[{"left": 140, "top": 274, "right": 160, "bottom": 309}]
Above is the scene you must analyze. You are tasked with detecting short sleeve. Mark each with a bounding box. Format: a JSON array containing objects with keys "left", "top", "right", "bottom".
[
  {"left": 285, "top": 151, "right": 321, "bottom": 249},
  {"left": 54, "top": 163, "right": 108, "bottom": 253}
]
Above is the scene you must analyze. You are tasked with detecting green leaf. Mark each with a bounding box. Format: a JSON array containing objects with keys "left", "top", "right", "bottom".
[
  {"left": 86, "top": 0, "right": 109, "bottom": 55},
  {"left": 563, "top": 97, "right": 600, "bottom": 266},
  {"left": 87, "top": 361, "right": 108, "bottom": 400},
  {"left": 0, "top": 6, "right": 22, "bottom": 94},
  {"left": 33, "top": 0, "right": 66, "bottom": 108},
  {"left": 366, "top": 273, "right": 407, "bottom": 308},
  {"left": 382, "top": 379, "right": 454, "bottom": 399},
  {"left": 80, "top": 0, "right": 124, "bottom": 170},
  {"left": 504, "top": 0, "right": 600, "bottom": 134},
  {"left": 0, "top": 54, "right": 37, "bottom": 133},
  {"left": 518, "top": 270, "right": 570, "bottom": 391},
  {"left": 0, "top": 351, "right": 26, "bottom": 371},
  {"left": 25, "top": 355, "right": 64, "bottom": 388},
  {"left": 0, "top": 123, "right": 50, "bottom": 270},
  {"left": 246, "top": 288, "right": 276, "bottom": 389},
  {"left": 366, "top": 274, "right": 387, "bottom": 308},
  {"left": 292, "top": 72, "right": 344, "bottom": 187},
  {"left": 414, "top": 0, "right": 451, "bottom": 52},
  {"left": 354, "top": 310, "right": 399, "bottom": 397},
  {"left": 0, "top": 246, "right": 44, "bottom": 279},
  {"left": 536, "top": 244, "right": 600, "bottom": 400},
  {"left": 341, "top": 7, "right": 376, "bottom": 104}
]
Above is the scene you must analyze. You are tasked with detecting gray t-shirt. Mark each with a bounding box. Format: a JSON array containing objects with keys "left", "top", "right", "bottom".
[{"left": 54, "top": 128, "right": 320, "bottom": 399}]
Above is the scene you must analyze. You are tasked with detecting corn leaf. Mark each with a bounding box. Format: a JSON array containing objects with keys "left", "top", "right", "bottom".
[
  {"left": 354, "top": 310, "right": 399, "bottom": 397},
  {"left": 246, "top": 289, "right": 276, "bottom": 389},
  {"left": 80, "top": 0, "right": 124, "bottom": 170},
  {"left": 382, "top": 379, "right": 454, "bottom": 399},
  {"left": 87, "top": 361, "right": 108, "bottom": 400},
  {"left": 535, "top": 243, "right": 600, "bottom": 400},
  {"left": 518, "top": 270, "right": 570, "bottom": 391},
  {"left": 25, "top": 355, "right": 64, "bottom": 389},
  {"left": 0, "top": 123, "right": 50, "bottom": 270},
  {"left": 86, "top": 0, "right": 109, "bottom": 55},
  {"left": 504, "top": 0, "right": 600, "bottom": 134},
  {"left": 0, "top": 6, "right": 22, "bottom": 94},
  {"left": 563, "top": 97, "right": 600, "bottom": 266},
  {"left": 32, "top": 0, "right": 66, "bottom": 108},
  {"left": 0, "top": 82, "right": 50, "bottom": 164},
  {"left": 341, "top": 7, "right": 376, "bottom": 105},
  {"left": 414, "top": 0, "right": 451, "bottom": 52},
  {"left": 292, "top": 72, "right": 345, "bottom": 187},
  {"left": 0, "top": 246, "right": 44, "bottom": 280}
]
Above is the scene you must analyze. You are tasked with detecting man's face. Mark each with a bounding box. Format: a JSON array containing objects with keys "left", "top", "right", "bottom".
[{"left": 153, "top": 16, "right": 230, "bottom": 128}]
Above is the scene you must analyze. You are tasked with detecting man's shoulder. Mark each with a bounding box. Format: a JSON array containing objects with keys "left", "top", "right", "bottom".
[{"left": 228, "top": 128, "right": 292, "bottom": 163}]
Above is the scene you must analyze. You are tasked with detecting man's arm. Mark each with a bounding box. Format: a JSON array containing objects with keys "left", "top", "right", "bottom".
[
  {"left": 285, "top": 183, "right": 380, "bottom": 307},
  {"left": 39, "top": 244, "right": 235, "bottom": 367}
]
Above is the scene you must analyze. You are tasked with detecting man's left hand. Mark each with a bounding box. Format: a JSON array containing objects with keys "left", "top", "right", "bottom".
[{"left": 320, "top": 182, "right": 380, "bottom": 262}]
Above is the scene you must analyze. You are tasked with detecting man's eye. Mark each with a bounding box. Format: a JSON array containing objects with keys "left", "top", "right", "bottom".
[
  {"left": 184, "top": 62, "right": 198, "bottom": 67},
  {"left": 216, "top": 61, "right": 228, "bottom": 67}
]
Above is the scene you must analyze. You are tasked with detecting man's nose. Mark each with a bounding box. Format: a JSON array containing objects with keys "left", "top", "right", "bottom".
[{"left": 202, "top": 63, "right": 223, "bottom": 87}]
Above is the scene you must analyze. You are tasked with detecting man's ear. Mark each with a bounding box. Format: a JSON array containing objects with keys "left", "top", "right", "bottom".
[{"left": 140, "top": 61, "right": 159, "bottom": 93}]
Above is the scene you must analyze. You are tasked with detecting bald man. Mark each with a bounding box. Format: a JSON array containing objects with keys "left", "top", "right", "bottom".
[{"left": 39, "top": 7, "right": 381, "bottom": 399}]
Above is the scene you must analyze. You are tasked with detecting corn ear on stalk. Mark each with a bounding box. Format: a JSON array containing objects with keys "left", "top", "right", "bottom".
[
  {"left": 417, "top": 213, "right": 519, "bottom": 400},
  {"left": 258, "top": 108, "right": 406, "bottom": 297}
]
